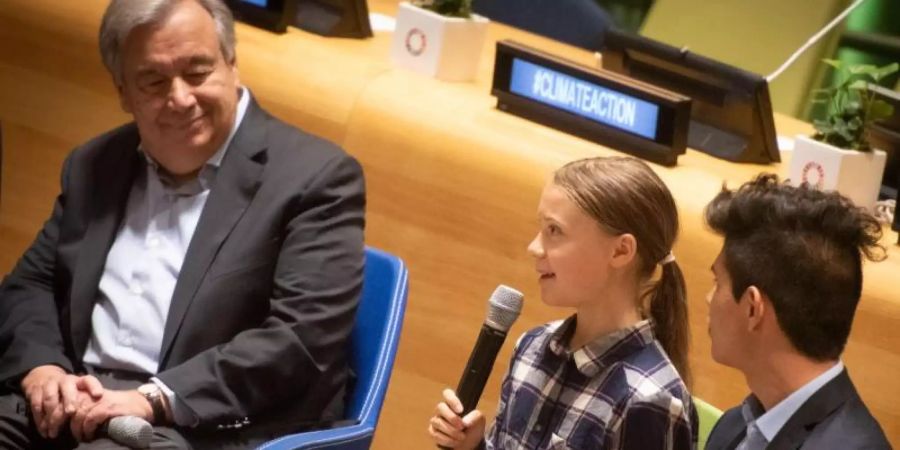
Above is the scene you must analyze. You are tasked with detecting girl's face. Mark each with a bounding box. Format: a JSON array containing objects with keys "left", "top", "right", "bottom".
[{"left": 527, "top": 183, "right": 628, "bottom": 309}]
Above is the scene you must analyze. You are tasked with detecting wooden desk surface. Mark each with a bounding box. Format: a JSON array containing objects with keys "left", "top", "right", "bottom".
[{"left": 1, "top": 0, "right": 898, "bottom": 447}]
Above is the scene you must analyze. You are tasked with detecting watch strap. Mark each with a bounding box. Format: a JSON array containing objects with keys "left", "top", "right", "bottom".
[{"left": 141, "top": 385, "right": 166, "bottom": 424}]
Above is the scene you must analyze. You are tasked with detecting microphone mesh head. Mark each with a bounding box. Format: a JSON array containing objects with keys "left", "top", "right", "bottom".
[
  {"left": 485, "top": 285, "right": 524, "bottom": 332},
  {"left": 107, "top": 415, "right": 153, "bottom": 449}
]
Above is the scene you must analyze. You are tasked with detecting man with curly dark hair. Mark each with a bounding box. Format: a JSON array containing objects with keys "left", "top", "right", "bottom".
[{"left": 703, "top": 174, "right": 890, "bottom": 450}]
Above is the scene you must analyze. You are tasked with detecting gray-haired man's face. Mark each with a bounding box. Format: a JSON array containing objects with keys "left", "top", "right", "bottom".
[{"left": 117, "top": 0, "right": 239, "bottom": 177}]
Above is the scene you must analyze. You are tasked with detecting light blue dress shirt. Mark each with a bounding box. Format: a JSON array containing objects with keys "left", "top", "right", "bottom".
[
  {"left": 81, "top": 88, "right": 250, "bottom": 425},
  {"left": 738, "top": 361, "right": 845, "bottom": 449}
]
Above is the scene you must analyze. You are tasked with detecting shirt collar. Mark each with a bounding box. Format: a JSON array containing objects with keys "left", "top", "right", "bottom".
[
  {"left": 137, "top": 86, "right": 251, "bottom": 194},
  {"left": 547, "top": 316, "right": 656, "bottom": 377},
  {"left": 743, "top": 361, "right": 845, "bottom": 442},
  {"left": 208, "top": 86, "right": 250, "bottom": 168}
]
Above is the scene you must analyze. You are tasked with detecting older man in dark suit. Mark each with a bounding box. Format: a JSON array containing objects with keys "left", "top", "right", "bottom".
[
  {"left": 702, "top": 175, "right": 889, "bottom": 450},
  {"left": 0, "top": 0, "right": 364, "bottom": 448}
]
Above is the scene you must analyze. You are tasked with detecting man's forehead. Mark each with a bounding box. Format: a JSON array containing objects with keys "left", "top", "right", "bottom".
[
  {"left": 123, "top": 21, "right": 221, "bottom": 74},
  {"left": 138, "top": 52, "right": 216, "bottom": 67}
]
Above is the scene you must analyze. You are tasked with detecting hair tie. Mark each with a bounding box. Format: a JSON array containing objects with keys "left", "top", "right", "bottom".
[{"left": 659, "top": 252, "right": 676, "bottom": 266}]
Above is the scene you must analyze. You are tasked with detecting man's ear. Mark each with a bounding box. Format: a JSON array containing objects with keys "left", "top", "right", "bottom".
[
  {"left": 610, "top": 233, "right": 637, "bottom": 269},
  {"left": 742, "top": 286, "right": 766, "bottom": 331}
]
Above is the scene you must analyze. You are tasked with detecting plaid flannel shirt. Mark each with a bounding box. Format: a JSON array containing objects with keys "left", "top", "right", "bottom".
[{"left": 483, "top": 317, "right": 697, "bottom": 449}]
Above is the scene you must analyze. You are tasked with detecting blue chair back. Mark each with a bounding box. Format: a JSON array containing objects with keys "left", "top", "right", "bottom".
[
  {"left": 258, "top": 247, "right": 409, "bottom": 450},
  {"left": 346, "top": 247, "right": 408, "bottom": 423},
  {"left": 473, "top": 0, "right": 612, "bottom": 51}
]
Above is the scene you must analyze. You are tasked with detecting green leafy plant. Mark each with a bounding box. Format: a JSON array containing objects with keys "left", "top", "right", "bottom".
[
  {"left": 811, "top": 59, "right": 898, "bottom": 152},
  {"left": 411, "top": 0, "right": 473, "bottom": 18}
]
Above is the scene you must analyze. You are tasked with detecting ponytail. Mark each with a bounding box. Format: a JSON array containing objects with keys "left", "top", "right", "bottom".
[{"left": 649, "top": 260, "right": 691, "bottom": 386}]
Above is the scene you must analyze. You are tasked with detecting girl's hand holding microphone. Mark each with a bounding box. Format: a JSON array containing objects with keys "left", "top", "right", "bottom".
[{"left": 427, "top": 388, "right": 485, "bottom": 450}]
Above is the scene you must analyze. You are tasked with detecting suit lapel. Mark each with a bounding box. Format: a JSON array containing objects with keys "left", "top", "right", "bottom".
[
  {"left": 767, "top": 370, "right": 853, "bottom": 450},
  {"left": 724, "top": 428, "right": 746, "bottom": 450},
  {"left": 708, "top": 407, "right": 748, "bottom": 450},
  {"left": 70, "top": 127, "right": 142, "bottom": 362},
  {"left": 158, "top": 100, "right": 268, "bottom": 367}
]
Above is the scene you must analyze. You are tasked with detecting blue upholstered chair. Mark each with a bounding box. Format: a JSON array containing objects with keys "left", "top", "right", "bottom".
[
  {"left": 257, "top": 247, "right": 409, "bottom": 450},
  {"left": 473, "top": 0, "right": 612, "bottom": 51}
]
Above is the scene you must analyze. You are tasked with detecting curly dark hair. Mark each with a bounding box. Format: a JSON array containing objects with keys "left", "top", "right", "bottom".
[{"left": 704, "top": 174, "right": 885, "bottom": 361}]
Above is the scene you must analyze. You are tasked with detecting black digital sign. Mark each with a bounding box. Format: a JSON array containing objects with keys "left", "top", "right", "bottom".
[{"left": 492, "top": 41, "right": 691, "bottom": 166}]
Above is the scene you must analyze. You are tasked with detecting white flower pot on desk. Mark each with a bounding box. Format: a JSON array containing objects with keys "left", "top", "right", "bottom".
[
  {"left": 787, "top": 134, "right": 887, "bottom": 211},
  {"left": 390, "top": 2, "right": 489, "bottom": 82}
]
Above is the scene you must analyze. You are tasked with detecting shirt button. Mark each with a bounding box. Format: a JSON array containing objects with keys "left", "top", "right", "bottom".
[
  {"left": 118, "top": 331, "right": 132, "bottom": 346},
  {"left": 130, "top": 283, "right": 144, "bottom": 296},
  {"left": 147, "top": 235, "right": 161, "bottom": 248},
  {"left": 534, "top": 424, "right": 543, "bottom": 432}
]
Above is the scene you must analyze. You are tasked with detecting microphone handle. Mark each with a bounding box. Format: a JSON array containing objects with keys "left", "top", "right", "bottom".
[
  {"left": 455, "top": 325, "right": 508, "bottom": 416},
  {"left": 437, "top": 326, "right": 507, "bottom": 449}
]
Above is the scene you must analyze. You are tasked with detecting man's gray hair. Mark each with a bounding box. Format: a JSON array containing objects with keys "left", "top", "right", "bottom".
[{"left": 99, "top": 0, "right": 236, "bottom": 85}]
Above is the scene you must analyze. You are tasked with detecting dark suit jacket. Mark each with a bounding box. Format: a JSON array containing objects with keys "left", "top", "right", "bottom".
[
  {"left": 0, "top": 97, "right": 366, "bottom": 436},
  {"left": 705, "top": 370, "right": 890, "bottom": 450}
]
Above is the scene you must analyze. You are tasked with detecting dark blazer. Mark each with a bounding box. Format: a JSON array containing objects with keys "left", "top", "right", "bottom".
[
  {"left": 0, "top": 97, "right": 366, "bottom": 435},
  {"left": 705, "top": 370, "right": 890, "bottom": 450}
]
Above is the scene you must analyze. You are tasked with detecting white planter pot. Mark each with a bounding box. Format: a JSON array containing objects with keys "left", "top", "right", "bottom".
[
  {"left": 787, "top": 135, "right": 887, "bottom": 211},
  {"left": 390, "top": 2, "right": 489, "bottom": 82}
]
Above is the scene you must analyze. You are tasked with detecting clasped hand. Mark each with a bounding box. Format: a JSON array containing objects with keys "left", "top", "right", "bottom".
[{"left": 21, "top": 365, "right": 152, "bottom": 442}]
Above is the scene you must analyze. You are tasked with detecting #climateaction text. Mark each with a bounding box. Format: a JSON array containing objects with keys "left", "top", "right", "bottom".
[
  {"left": 508, "top": 58, "right": 659, "bottom": 139},
  {"left": 531, "top": 70, "right": 637, "bottom": 128}
]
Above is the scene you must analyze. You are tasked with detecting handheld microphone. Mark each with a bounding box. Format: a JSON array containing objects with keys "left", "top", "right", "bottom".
[
  {"left": 454, "top": 285, "right": 524, "bottom": 415},
  {"left": 100, "top": 415, "right": 153, "bottom": 449}
]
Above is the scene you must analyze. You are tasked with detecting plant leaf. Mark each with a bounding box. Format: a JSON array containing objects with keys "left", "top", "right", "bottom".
[
  {"left": 848, "top": 64, "right": 879, "bottom": 76},
  {"left": 812, "top": 57, "right": 898, "bottom": 150},
  {"left": 837, "top": 126, "right": 855, "bottom": 143},
  {"left": 848, "top": 79, "right": 869, "bottom": 91},
  {"left": 835, "top": 76, "right": 856, "bottom": 91},
  {"left": 874, "top": 62, "right": 899, "bottom": 81},
  {"left": 813, "top": 120, "right": 833, "bottom": 136},
  {"left": 822, "top": 59, "right": 843, "bottom": 69},
  {"left": 843, "top": 100, "right": 862, "bottom": 116}
]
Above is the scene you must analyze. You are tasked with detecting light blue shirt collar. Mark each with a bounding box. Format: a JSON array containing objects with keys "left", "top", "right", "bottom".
[
  {"left": 750, "top": 361, "right": 845, "bottom": 442},
  {"left": 208, "top": 86, "right": 251, "bottom": 168}
]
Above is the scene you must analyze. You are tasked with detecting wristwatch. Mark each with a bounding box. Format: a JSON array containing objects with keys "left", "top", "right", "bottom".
[{"left": 137, "top": 383, "right": 166, "bottom": 425}]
